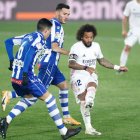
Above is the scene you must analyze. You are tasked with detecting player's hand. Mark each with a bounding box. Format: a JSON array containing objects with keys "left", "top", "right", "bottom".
[
  {"left": 8, "top": 60, "right": 13, "bottom": 71},
  {"left": 122, "top": 31, "right": 127, "bottom": 38},
  {"left": 119, "top": 66, "right": 128, "bottom": 72},
  {"left": 85, "top": 67, "right": 95, "bottom": 75},
  {"left": 37, "top": 63, "right": 41, "bottom": 69},
  {"left": 22, "top": 72, "right": 28, "bottom": 86}
]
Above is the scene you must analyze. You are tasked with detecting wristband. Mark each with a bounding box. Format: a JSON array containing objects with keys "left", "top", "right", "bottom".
[
  {"left": 114, "top": 65, "right": 120, "bottom": 70},
  {"left": 84, "top": 66, "right": 88, "bottom": 70}
]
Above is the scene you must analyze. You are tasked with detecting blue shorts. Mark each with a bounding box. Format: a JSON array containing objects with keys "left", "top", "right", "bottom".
[
  {"left": 12, "top": 76, "right": 46, "bottom": 97},
  {"left": 38, "top": 64, "right": 65, "bottom": 89}
]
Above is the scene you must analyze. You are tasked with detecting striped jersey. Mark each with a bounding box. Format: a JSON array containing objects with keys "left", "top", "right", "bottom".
[
  {"left": 8, "top": 32, "right": 46, "bottom": 80},
  {"left": 40, "top": 18, "right": 64, "bottom": 67}
]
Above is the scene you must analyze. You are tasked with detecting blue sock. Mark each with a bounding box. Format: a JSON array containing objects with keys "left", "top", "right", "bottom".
[
  {"left": 45, "top": 94, "right": 67, "bottom": 135},
  {"left": 59, "top": 89, "right": 70, "bottom": 118},
  {"left": 6, "top": 97, "right": 37, "bottom": 124}
]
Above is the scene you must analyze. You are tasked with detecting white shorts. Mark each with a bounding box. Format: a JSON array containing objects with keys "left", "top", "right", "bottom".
[
  {"left": 124, "top": 29, "right": 140, "bottom": 47},
  {"left": 71, "top": 73, "right": 98, "bottom": 104}
]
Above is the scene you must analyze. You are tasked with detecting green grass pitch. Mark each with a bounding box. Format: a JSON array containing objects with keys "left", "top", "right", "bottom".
[{"left": 0, "top": 20, "right": 140, "bottom": 140}]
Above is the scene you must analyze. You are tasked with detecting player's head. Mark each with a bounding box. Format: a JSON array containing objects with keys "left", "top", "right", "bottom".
[
  {"left": 55, "top": 3, "right": 70, "bottom": 24},
  {"left": 76, "top": 24, "right": 97, "bottom": 48},
  {"left": 37, "top": 18, "right": 52, "bottom": 39}
]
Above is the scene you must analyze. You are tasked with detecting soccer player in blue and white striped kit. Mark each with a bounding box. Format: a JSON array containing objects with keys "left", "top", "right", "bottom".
[
  {"left": 2, "top": 3, "right": 81, "bottom": 126},
  {"left": 0, "top": 18, "right": 81, "bottom": 140}
]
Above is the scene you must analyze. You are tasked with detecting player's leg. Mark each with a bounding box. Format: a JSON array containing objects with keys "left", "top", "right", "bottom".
[
  {"left": 72, "top": 74, "right": 101, "bottom": 135},
  {"left": 53, "top": 68, "right": 81, "bottom": 125},
  {"left": 85, "top": 84, "right": 96, "bottom": 108},
  {"left": 0, "top": 82, "right": 38, "bottom": 139},
  {"left": 120, "top": 45, "right": 131, "bottom": 67},
  {"left": 0, "top": 96, "right": 38, "bottom": 139},
  {"left": 120, "top": 31, "right": 137, "bottom": 67},
  {"left": 33, "top": 79, "right": 81, "bottom": 139},
  {"left": 1, "top": 90, "right": 18, "bottom": 111}
]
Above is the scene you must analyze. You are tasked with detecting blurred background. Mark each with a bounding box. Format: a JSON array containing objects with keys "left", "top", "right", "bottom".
[{"left": 0, "top": 0, "right": 129, "bottom": 21}]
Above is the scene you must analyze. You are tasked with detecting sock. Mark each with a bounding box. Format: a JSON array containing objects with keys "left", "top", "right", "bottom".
[
  {"left": 59, "top": 89, "right": 70, "bottom": 118},
  {"left": 45, "top": 94, "right": 67, "bottom": 135},
  {"left": 85, "top": 87, "right": 96, "bottom": 107},
  {"left": 120, "top": 49, "right": 128, "bottom": 66},
  {"left": 6, "top": 97, "right": 37, "bottom": 124},
  {"left": 80, "top": 101, "right": 92, "bottom": 130},
  {"left": 9, "top": 91, "right": 18, "bottom": 99}
]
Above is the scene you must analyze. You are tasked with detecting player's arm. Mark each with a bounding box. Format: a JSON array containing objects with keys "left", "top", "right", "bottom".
[
  {"left": 97, "top": 58, "right": 128, "bottom": 72},
  {"left": 51, "top": 22, "right": 69, "bottom": 55},
  {"left": 122, "top": 15, "right": 128, "bottom": 38},
  {"left": 68, "top": 54, "right": 95, "bottom": 74},
  {"left": 5, "top": 35, "right": 25, "bottom": 70},
  {"left": 52, "top": 42, "right": 69, "bottom": 55}
]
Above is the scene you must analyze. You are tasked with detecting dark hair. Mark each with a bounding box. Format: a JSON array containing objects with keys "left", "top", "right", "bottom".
[
  {"left": 76, "top": 24, "right": 97, "bottom": 41},
  {"left": 56, "top": 3, "right": 70, "bottom": 10},
  {"left": 37, "top": 18, "right": 52, "bottom": 31}
]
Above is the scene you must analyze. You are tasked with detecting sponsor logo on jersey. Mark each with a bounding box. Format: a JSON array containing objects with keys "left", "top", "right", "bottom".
[{"left": 55, "top": 32, "right": 60, "bottom": 39}]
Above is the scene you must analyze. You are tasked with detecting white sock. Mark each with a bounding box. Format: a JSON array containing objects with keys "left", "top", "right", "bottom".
[
  {"left": 80, "top": 101, "right": 92, "bottom": 130},
  {"left": 120, "top": 49, "right": 128, "bottom": 66},
  {"left": 85, "top": 87, "right": 96, "bottom": 107}
]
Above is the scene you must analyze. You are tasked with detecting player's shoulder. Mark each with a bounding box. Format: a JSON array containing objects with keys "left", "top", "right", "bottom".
[
  {"left": 91, "top": 41, "right": 100, "bottom": 48},
  {"left": 126, "top": 0, "right": 135, "bottom": 6},
  {"left": 51, "top": 18, "right": 61, "bottom": 27},
  {"left": 71, "top": 41, "right": 83, "bottom": 49},
  {"left": 23, "top": 32, "right": 44, "bottom": 46}
]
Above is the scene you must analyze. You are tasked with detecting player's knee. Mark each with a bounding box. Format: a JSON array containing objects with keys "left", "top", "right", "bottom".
[
  {"left": 58, "top": 81, "right": 68, "bottom": 90},
  {"left": 124, "top": 45, "right": 131, "bottom": 52},
  {"left": 39, "top": 91, "right": 51, "bottom": 101}
]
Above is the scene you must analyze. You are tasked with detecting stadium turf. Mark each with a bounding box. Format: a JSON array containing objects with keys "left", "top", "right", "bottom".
[{"left": 0, "top": 21, "right": 140, "bottom": 140}]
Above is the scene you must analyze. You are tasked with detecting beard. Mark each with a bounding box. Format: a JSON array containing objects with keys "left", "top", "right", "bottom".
[{"left": 82, "top": 41, "right": 92, "bottom": 48}]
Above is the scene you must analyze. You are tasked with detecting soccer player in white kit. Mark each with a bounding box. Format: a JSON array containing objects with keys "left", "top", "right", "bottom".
[
  {"left": 68, "top": 24, "right": 128, "bottom": 135},
  {"left": 120, "top": 0, "right": 140, "bottom": 67}
]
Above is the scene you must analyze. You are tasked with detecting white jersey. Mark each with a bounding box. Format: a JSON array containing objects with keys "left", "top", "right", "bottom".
[
  {"left": 69, "top": 41, "right": 103, "bottom": 76},
  {"left": 124, "top": 0, "right": 140, "bottom": 33}
]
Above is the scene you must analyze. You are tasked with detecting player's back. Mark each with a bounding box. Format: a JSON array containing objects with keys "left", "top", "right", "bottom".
[{"left": 12, "top": 32, "right": 45, "bottom": 80}]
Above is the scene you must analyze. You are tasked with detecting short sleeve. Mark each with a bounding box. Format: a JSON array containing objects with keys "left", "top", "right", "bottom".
[
  {"left": 51, "top": 22, "right": 62, "bottom": 44},
  {"left": 69, "top": 45, "right": 79, "bottom": 61},
  {"left": 96, "top": 43, "right": 103, "bottom": 59},
  {"left": 123, "top": 3, "right": 130, "bottom": 17}
]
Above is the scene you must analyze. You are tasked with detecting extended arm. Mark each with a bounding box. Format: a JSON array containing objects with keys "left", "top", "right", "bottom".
[
  {"left": 5, "top": 35, "right": 25, "bottom": 70},
  {"left": 97, "top": 57, "right": 128, "bottom": 72},
  {"left": 52, "top": 42, "right": 69, "bottom": 55},
  {"left": 122, "top": 16, "right": 128, "bottom": 38},
  {"left": 97, "top": 58, "right": 114, "bottom": 69}
]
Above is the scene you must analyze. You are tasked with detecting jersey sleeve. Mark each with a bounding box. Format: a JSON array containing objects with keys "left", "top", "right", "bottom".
[
  {"left": 51, "top": 21, "right": 62, "bottom": 44},
  {"left": 24, "top": 34, "right": 42, "bottom": 51},
  {"left": 5, "top": 34, "right": 26, "bottom": 61},
  {"left": 123, "top": 2, "right": 130, "bottom": 17},
  {"left": 96, "top": 43, "right": 104, "bottom": 59},
  {"left": 69, "top": 45, "right": 79, "bottom": 61}
]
